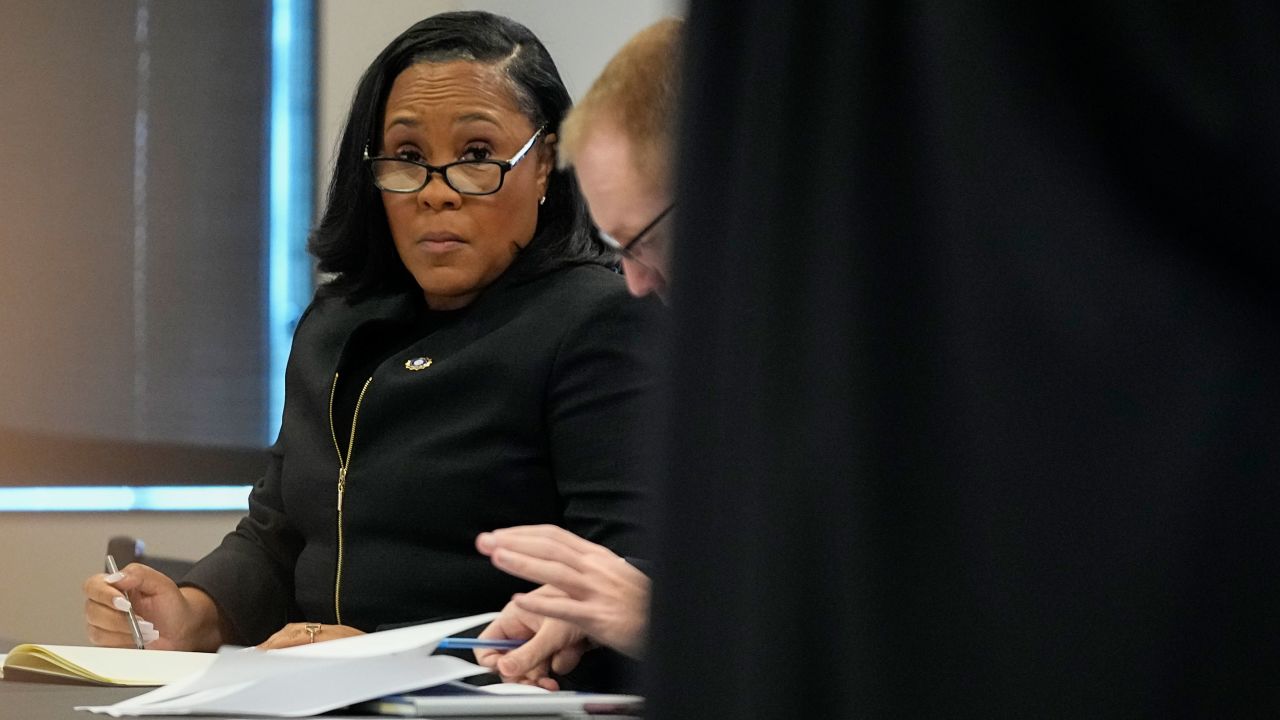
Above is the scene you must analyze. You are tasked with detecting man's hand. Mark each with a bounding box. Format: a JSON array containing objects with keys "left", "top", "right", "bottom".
[
  {"left": 477, "top": 525, "right": 650, "bottom": 658},
  {"left": 474, "top": 585, "right": 591, "bottom": 690}
]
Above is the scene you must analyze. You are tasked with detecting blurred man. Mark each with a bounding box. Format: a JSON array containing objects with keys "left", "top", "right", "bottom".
[
  {"left": 473, "top": 18, "right": 682, "bottom": 688},
  {"left": 651, "top": 2, "right": 1280, "bottom": 717}
]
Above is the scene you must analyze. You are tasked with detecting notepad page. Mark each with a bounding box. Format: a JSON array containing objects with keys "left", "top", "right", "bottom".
[{"left": 4, "top": 644, "right": 215, "bottom": 686}]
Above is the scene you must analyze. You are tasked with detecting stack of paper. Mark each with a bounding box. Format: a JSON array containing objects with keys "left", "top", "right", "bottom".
[{"left": 75, "top": 613, "right": 497, "bottom": 717}]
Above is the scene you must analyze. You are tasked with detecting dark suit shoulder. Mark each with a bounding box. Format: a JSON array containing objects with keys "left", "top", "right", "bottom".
[
  {"left": 521, "top": 263, "right": 638, "bottom": 319},
  {"left": 297, "top": 289, "right": 417, "bottom": 330},
  {"left": 539, "top": 263, "right": 629, "bottom": 299}
]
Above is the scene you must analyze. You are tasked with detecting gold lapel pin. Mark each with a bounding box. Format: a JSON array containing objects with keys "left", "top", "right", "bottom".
[{"left": 404, "top": 356, "right": 433, "bottom": 371}]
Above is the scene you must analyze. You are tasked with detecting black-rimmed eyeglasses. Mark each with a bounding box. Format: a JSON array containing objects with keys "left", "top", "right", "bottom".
[
  {"left": 364, "top": 125, "right": 545, "bottom": 196},
  {"left": 597, "top": 203, "right": 675, "bottom": 263}
]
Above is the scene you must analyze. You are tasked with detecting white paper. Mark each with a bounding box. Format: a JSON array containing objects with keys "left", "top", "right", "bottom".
[{"left": 76, "top": 612, "right": 499, "bottom": 717}]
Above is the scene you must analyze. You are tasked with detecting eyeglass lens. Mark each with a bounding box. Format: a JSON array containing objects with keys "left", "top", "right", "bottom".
[{"left": 371, "top": 160, "right": 504, "bottom": 194}]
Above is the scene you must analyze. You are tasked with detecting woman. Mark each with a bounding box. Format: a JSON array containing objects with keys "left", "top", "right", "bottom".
[{"left": 82, "top": 11, "right": 657, "bottom": 653}]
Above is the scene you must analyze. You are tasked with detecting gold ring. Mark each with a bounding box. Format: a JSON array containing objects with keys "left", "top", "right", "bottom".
[{"left": 304, "top": 623, "right": 321, "bottom": 643}]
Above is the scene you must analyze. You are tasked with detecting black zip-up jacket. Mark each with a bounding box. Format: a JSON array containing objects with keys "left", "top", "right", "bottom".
[{"left": 183, "top": 261, "right": 661, "bottom": 645}]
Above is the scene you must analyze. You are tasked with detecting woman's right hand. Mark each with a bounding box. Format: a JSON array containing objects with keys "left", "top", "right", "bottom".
[{"left": 83, "top": 563, "right": 213, "bottom": 651}]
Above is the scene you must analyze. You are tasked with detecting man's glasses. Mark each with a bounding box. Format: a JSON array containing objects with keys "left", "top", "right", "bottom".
[
  {"left": 597, "top": 203, "right": 675, "bottom": 263},
  {"left": 364, "top": 126, "right": 545, "bottom": 196}
]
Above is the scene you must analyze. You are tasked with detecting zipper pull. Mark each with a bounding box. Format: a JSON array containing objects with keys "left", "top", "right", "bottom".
[{"left": 337, "top": 467, "right": 347, "bottom": 512}]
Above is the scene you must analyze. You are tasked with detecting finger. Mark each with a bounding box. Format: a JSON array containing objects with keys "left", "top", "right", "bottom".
[
  {"left": 256, "top": 624, "right": 301, "bottom": 650},
  {"left": 512, "top": 592, "right": 594, "bottom": 627},
  {"left": 477, "top": 603, "right": 543, "bottom": 641},
  {"left": 83, "top": 574, "right": 134, "bottom": 613},
  {"left": 473, "top": 648, "right": 501, "bottom": 669},
  {"left": 259, "top": 635, "right": 302, "bottom": 650},
  {"left": 526, "top": 582, "right": 570, "bottom": 599},
  {"left": 94, "top": 563, "right": 179, "bottom": 611},
  {"left": 103, "top": 563, "right": 160, "bottom": 592},
  {"left": 497, "top": 658, "right": 552, "bottom": 685},
  {"left": 495, "top": 626, "right": 564, "bottom": 679},
  {"left": 489, "top": 525, "right": 606, "bottom": 556},
  {"left": 488, "top": 548, "right": 588, "bottom": 594},
  {"left": 85, "top": 598, "right": 134, "bottom": 638},
  {"left": 488, "top": 534, "right": 629, "bottom": 587},
  {"left": 87, "top": 625, "right": 144, "bottom": 648},
  {"left": 550, "top": 642, "right": 588, "bottom": 676},
  {"left": 484, "top": 532, "right": 591, "bottom": 569},
  {"left": 475, "top": 612, "right": 536, "bottom": 668},
  {"left": 575, "top": 552, "right": 648, "bottom": 592},
  {"left": 534, "top": 676, "right": 561, "bottom": 692},
  {"left": 497, "top": 659, "right": 550, "bottom": 684},
  {"left": 517, "top": 667, "right": 551, "bottom": 684},
  {"left": 495, "top": 642, "right": 553, "bottom": 678},
  {"left": 85, "top": 611, "right": 155, "bottom": 647}
]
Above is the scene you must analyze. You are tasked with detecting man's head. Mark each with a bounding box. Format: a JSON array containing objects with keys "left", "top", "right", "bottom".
[{"left": 559, "top": 18, "right": 682, "bottom": 301}]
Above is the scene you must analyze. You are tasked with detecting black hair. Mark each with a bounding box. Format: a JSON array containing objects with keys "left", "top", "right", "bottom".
[{"left": 309, "top": 11, "right": 607, "bottom": 299}]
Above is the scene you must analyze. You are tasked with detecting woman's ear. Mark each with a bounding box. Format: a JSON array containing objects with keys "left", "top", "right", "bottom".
[{"left": 536, "top": 132, "right": 558, "bottom": 196}]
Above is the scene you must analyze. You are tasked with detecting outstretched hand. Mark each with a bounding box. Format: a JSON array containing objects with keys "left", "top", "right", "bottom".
[{"left": 476, "top": 525, "right": 650, "bottom": 658}]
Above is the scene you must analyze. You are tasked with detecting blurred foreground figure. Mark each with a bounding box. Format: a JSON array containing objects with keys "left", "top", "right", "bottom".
[{"left": 652, "top": 2, "right": 1280, "bottom": 717}]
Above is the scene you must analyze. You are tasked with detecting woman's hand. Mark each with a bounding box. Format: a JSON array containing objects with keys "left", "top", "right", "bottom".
[
  {"left": 474, "top": 586, "right": 591, "bottom": 690},
  {"left": 257, "top": 623, "right": 364, "bottom": 650},
  {"left": 476, "top": 525, "right": 650, "bottom": 658},
  {"left": 83, "top": 564, "right": 221, "bottom": 651}
]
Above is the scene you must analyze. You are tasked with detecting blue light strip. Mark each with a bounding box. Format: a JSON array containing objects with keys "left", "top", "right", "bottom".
[
  {"left": 0, "top": 487, "right": 250, "bottom": 512},
  {"left": 267, "top": 0, "right": 315, "bottom": 444}
]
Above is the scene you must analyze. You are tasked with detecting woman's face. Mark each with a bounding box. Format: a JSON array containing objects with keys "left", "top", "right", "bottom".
[{"left": 378, "top": 61, "right": 553, "bottom": 309}]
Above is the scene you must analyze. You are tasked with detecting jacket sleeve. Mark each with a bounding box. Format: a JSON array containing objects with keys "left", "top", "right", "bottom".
[
  {"left": 179, "top": 301, "right": 319, "bottom": 645},
  {"left": 545, "top": 288, "right": 665, "bottom": 559},
  {"left": 180, "top": 441, "right": 301, "bottom": 645}
]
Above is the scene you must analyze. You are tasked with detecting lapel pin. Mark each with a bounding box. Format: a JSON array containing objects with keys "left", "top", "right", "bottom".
[{"left": 404, "top": 357, "right": 433, "bottom": 371}]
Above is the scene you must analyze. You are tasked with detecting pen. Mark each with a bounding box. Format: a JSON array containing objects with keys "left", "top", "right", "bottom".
[
  {"left": 105, "top": 554, "right": 146, "bottom": 650},
  {"left": 436, "top": 638, "right": 525, "bottom": 650}
]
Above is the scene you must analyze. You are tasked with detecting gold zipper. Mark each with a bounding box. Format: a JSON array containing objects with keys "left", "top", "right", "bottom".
[{"left": 328, "top": 372, "right": 373, "bottom": 626}]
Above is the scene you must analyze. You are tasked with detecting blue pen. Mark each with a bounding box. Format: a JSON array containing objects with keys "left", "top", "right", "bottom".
[{"left": 436, "top": 638, "right": 525, "bottom": 650}]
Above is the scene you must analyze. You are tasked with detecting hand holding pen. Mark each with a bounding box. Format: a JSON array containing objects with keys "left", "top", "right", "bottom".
[
  {"left": 104, "top": 555, "right": 147, "bottom": 649},
  {"left": 83, "top": 558, "right": 165, "bottom": 648},
  {"left": 470, "top": 585, "right": 592, "bottom": 691}
]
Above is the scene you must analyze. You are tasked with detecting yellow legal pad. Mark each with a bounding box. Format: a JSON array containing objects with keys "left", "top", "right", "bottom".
[{"left": 1, "top": 644, "right": 215, "bottom": 686}]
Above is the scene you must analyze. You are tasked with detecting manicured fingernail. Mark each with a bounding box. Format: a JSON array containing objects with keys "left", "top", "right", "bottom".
[
  {"left": 143, "top": 630, "right": 160, "bottom": 644},
  {"left": 138, "top": 620, "right": 154, "bottom": 632},
  {"left": 112, "top": 596, "right": 132, "bottom": 612},
  {"left": 105, "top": 572, "right": 125, "bottom": 583}
]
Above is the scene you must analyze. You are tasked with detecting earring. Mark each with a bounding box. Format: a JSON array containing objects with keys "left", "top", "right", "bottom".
[{"left": 539, "top": 196, "right": 546, "bottom": 206}]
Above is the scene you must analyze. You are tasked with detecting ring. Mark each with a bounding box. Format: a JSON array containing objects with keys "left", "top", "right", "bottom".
[{"left": 304, "top": 623, "right": 321, "bottom": 643}]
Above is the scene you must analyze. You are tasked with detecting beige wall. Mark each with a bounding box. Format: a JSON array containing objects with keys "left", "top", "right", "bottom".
[{"left": 0, "top": 513, "right": 240, "bottom": 646}]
